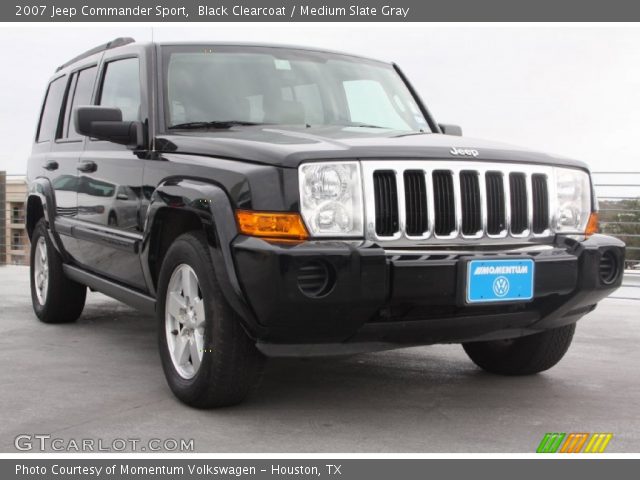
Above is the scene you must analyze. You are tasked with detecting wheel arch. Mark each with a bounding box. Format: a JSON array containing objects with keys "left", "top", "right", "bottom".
[
  {"left": 141, "top": 177, "right": 262, "bottom": 337},
  {"left": 26, "top": 195, "right": 45, "bottom": 240},
  {"left": 26, "top": 177, "right": 56, "bottom": 238},
  {"left": 25, "top": 178, "right": 70, "bottom": 262}
]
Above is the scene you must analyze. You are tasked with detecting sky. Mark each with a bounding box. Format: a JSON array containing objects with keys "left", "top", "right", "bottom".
[{"left": 0, "top": 24, "right": 639, "bottom": 178}]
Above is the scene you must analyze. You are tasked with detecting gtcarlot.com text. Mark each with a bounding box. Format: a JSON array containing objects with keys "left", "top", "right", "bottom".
[{"left": 14, "top": 434, "right": 194, "bottom": 452}]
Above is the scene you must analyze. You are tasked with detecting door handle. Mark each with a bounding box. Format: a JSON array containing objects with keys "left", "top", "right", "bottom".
[
  {"left": 43, "top": 160, "right": 58, "bottom": 171},
  {"left": 77, "top": 161, "right": 97, "bottom": 173}
]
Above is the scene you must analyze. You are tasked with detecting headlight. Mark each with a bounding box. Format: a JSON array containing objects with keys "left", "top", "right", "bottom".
[
  {"left": 298, "top": 161, "right": 364, "bottom": 237},
  {"left": 553, "top": 167, "right": 592, "bottom": 233}
]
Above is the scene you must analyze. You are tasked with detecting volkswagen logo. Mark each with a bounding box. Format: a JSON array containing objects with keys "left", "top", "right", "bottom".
[{"left": 492, "top": 276, "right": 510, "bottom": 297}]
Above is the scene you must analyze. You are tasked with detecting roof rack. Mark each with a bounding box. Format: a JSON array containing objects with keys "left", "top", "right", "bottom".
[{"left": 56, "top": 37, "right": 135, "bottom": 72}]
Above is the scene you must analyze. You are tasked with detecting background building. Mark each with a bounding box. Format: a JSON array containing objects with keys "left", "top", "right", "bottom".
[
  {"left": 2, "top": 174, "right": 28, "bottom": 266},
  {"left": 0, "top": 171, "right": 5, "bottom": 264}
]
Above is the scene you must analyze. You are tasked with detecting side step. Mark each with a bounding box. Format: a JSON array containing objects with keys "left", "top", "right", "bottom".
[{"left": 63, "top": 265, "right": 155, "bottom": 315}]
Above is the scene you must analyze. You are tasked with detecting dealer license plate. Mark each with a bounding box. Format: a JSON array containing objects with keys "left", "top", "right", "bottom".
[{"left": 466, "top": 258, "right": 535, "bottom": 304}]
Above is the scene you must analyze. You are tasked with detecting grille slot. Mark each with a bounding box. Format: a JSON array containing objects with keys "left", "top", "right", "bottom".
[
  {"left": 366, "top": 161, "right": 553, "bottom": 245},
  {"left": 460, "top": 171, "right": 481, "bottom": 236},
  {"left": 404, "top": 170, "right": 428, "bottom": 236},
  {"left": 531, "top": 174, "right": 549, "bottom": 234},
  {"left": 373, "top": 170, "right": 399, "bottom": 236},
  {"left": 486, "top": 172, "right": 506, "bottom": 235},
  {"left": 433, "top": 170, "right": 456, "bottom": 236},
  {"left": 509, "top": 173, "right": 528, "bottom": 234}
]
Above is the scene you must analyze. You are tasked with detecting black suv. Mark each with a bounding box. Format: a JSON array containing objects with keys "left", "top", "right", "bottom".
[{"left": 27, "top": 38, "right": 625, "bottom": 407}]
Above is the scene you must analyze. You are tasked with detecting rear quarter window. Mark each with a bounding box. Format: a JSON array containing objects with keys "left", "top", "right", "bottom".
[{"left": 37, "top": 76, "right": 67, "bottom": 142}]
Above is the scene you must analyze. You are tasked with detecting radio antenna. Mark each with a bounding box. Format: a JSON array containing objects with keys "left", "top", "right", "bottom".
[{"left": 150, "top": 26, "right": 156, "bottom": 153}]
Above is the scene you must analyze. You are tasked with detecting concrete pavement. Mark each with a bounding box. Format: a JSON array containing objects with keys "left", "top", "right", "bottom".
[{"left": 0, "top": 265, "right": 638, "bottom": 453}]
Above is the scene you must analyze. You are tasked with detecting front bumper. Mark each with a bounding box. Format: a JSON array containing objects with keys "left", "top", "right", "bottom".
[{"left": 231, "top": 234, "right": 625, "bottom": 356}]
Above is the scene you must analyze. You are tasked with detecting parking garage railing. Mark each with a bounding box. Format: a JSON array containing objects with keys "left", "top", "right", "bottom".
[
  {"left": 593, "top": 171, "right": 640, "bottom": 300},
  {"left": 593, "top": 172, "right": 640, "bottom": 270}
]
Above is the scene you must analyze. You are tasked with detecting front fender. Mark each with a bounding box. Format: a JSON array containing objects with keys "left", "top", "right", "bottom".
[{"left": 141, "top": 177, "right": 264, "bottom": 338}]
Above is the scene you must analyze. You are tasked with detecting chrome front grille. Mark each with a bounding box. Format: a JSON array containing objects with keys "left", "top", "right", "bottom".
[{"left": 362, "top": 161, "right": 555, "bottom": 246}]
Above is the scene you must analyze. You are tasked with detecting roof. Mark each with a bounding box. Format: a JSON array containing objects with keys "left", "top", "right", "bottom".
[{"left": 56, "top": 37, "right": 135, "bottom": 72}]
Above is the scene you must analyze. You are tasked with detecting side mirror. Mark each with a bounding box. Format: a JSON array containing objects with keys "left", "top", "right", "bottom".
[
  {"left": 74, "top": 106, "right": 144, "bottom": 149},
  {"left": 439, "top": 123, "right": 463, "bottom": 136}
]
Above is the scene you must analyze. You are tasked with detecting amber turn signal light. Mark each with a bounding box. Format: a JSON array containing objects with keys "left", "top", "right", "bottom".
[
  {"left": 236, "top": 210, "right": 309, "bottom": 241},
  {"left": 585, "top": 212, "right": 599, "bottom": 237}
]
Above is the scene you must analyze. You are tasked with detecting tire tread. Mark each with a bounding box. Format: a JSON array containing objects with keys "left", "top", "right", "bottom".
[
  {"left": 30, "top": 219, "right": 86, "bottom": 324},
  {"left": 157, "top": 231, "right": 264, "bottom": 408},
  {"left": 463, "top": 324, "right": 576, "bottom": 376}
]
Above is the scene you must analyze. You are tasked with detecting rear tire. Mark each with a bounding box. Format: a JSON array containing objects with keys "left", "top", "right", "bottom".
[
  {"left": 462, "top": 324, "right": 576, "bottom": 375},
  {"left": 157, "top": 231, "right": 265, "bottom": 408},
  {"left": 30, "top": 219, "right": 86, "bottom": 324}
]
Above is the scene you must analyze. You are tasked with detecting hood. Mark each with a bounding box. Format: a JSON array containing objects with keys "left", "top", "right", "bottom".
[{"left": 155, "top": 125, "right": 588, "bottom": 170}]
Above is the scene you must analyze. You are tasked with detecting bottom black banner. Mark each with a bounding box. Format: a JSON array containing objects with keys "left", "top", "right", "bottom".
[{"left": 3, "top": 459, "right": 638, "bottom": 479}]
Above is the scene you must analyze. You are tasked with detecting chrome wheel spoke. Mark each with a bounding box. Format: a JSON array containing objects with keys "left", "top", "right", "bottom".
[
  {"left": 181, "top": 268, "right": 198, "bottom": 303},
  {"left": 193, "top": 297, "right": 206, "bottom": 328},
  {"left": 167, "top": 291, "right": 186, "bottom": 320},
  {"left": 174, "top": 334, "right": 190, "bottom": 367},
  {"left": 189, "top": 338, "right": 202, "bottom": 371},
  {"left": 169, "top": 315, "right": 181, "bottom": 335}
]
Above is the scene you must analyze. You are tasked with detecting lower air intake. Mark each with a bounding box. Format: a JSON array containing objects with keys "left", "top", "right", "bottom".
[{"left": 297, "top": 261, "right": 335, "bottom": 298}]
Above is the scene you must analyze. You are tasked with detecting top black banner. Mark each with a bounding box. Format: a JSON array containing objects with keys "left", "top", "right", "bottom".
[{"left": 6, "top": 0, "right": 640, "bottom": 22}]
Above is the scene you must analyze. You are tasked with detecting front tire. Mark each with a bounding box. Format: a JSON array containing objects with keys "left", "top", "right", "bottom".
[
  {"left": 157, "top": 231, "right": 265, "bottom": 408},
  {"left": 30, "top": 219, "right": 86, "bottom": 324},
  {"left": 462, "top": 324, "right": 576, "bottom": 375}
]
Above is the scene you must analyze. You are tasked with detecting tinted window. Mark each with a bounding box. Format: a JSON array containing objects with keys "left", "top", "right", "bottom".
[
  {"left": 64, "top": 66, "right": 98, "bottom": 139},
  {"left": 163, "top": 48, "right": 429, "bottom": 132},
  {"left": 37, "top": 76, "right": 67, "bottom": 142},
  {"left": 343, "top": 79, "right": 412, "bottom": 130},
  {"left": 61, "top": 73, "right": 78, "bottom": 139},
  {"left": 99, "top": 58, "right": 141, "bottom": 122}
]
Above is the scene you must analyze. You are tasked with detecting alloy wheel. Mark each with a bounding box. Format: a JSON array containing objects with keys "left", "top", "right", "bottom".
[
  {"left": 33, "top": 236, "right": 49, "bottom": 305},
  {"left": 165, "top": 264, "right": 206, "bottom": 379}
]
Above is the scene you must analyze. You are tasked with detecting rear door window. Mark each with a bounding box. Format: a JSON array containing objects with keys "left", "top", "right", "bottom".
[
  {"left": 63, "top": 66, "right": 98, "bottom": 139},
  {"left": 37, "top": 76, "right": 67, "bottom": 142}
]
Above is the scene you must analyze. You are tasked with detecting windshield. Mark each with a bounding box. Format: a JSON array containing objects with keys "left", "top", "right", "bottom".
[{"left": 161, "top": 45, "right": 430, "bottom": 132}]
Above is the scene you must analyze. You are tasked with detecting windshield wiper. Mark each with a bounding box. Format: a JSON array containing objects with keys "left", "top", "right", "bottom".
[
  {"left": 168, "top": 120, "right": 264, "bottom": 130},
  {"left": 394, "top": 130, "right": 430, "bottom": 137},
  {"left": 341, "top": 122, "right": 389, "bottom": 129},
  {"left": 339, "top": 123, "right": 428, "bottom": 134}
]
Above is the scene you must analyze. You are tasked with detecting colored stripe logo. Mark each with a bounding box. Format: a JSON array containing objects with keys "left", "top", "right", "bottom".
[{"left": 537, "top": 433, "right": 613, "bottom": 453}]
